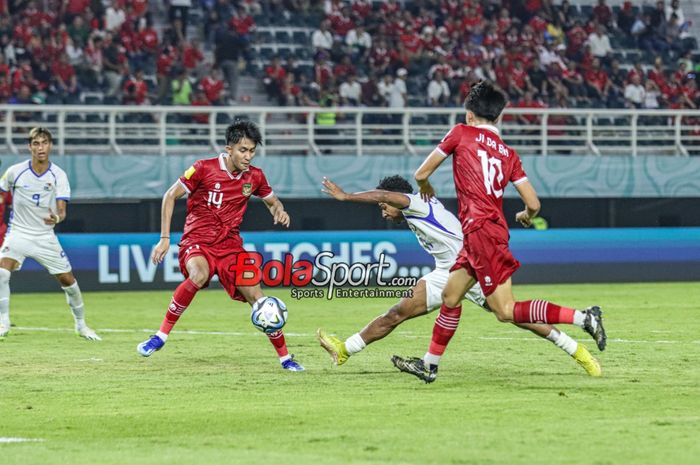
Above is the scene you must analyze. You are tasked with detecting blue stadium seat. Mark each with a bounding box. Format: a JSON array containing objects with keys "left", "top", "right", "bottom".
[
  {"left": 257, "top": 30, "right": 273, "bottom": 44},
  {"left": 292, "top": 30, "right": 308, "bottom": 45},
  {"left": 259, "top": 46, "right": 275, "bottom": 61},
  {"left": 275, "top": 30, "right": 291, "bottom": 44}
]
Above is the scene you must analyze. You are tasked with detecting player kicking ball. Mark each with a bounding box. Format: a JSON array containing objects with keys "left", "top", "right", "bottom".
[
  {"left": 137, "top": 120, "right": 303, "bottom": 371},
  {"left": 0, "top": 127, "right": 100, "bottom": 341},
  {"left": 317, "top": 175, "right": 602, "bottom": 377},
  {"left": 392, "top": 81, "right": 606, "bottom": 383}
]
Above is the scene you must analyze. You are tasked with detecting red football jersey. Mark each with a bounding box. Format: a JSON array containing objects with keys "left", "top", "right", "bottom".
[
  {"left": 178, "top": 153, "right": 273, "bottom": 245},
  {"left": 437, "top": 124, "right": 528, "bottom": 236}
]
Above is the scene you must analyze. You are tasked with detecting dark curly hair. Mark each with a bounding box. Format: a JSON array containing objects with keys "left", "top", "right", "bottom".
[
  {"left": 225, "top": 119, "right": 263, "bottom": 146},
  {"left": 376, "top": 175, "right": 413, "bottom": 193},
  {"left": 463, "top": 81, "right": 507, "bottom": 123}
]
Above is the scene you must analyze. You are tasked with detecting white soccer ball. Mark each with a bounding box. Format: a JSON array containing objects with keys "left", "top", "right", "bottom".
[{"left": 251, "top": 296, "right": 288, "bottom": 334}]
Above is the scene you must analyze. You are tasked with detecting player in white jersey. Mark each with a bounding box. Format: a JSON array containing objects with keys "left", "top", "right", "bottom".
[
  {"left": 316, "top": 176, "right": 600, "bottom": 376},
  {"left": 0, "top": 127, "right": 100, "bottom": 340}
]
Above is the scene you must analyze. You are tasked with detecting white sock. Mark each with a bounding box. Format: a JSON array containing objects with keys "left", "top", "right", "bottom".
[
  {"left": 62, "top": 282, "right": 85, "bottom": 327},
  {"left": 0, "top": 268, "right": 10, "bottom": 326},
  {"left": 156, "top": 330, "right": 168, "bottom": 341},
  {"left": 344, "top": 333, "right": 366, "bottom": 355},
  {"left": 279, "top": 354, "right": 291, "bottom": 363},
  {"left": 546, "top": 329, "right": 578, "bottom": 356},
  {"left": 573, "top": 310, "right": 592, "bottom": 328},
  {"left": 424, "top": 352, "right": 441, "bottom": 367}
]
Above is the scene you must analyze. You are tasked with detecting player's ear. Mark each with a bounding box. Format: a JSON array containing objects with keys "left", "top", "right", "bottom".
[{"left": 465, "top": 111, "right": 474, "bottom": 124}]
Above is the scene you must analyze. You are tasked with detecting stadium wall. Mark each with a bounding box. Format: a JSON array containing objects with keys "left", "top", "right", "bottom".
[
  {"left": 2, "top": 154, "right": 700, "bottom": 199},
  {"left": 10, "top": 228, "right": 700, "bottom": 292}
]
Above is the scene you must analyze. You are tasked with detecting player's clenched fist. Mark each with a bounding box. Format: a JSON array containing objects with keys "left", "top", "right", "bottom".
[{"left": 515, "top": 210, "right": 532, "bottom": 228}]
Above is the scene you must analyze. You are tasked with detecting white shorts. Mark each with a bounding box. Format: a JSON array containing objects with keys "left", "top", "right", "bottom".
[
  {"left": 0, "top": 231, "right": 72, "bottom": 275},
  {"left": 421, "top": 268, "right": 487, "bottom": 312}
]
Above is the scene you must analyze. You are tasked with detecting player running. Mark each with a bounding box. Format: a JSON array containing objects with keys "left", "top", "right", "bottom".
[
  {"left": 392, "top": 81, "right": 606, "bottom": 383},
  {"left": 317, "top": 175, "right": 601, "bottom": 377},
  {"left": 137, "top": 120, "right": 304, "bottom": 371},
  {"left": 0, "top": 127, "right": 100, "bottom": 340}
]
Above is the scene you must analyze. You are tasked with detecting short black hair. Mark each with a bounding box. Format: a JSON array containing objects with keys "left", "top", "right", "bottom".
[
  {"left": 377, "top": 175, "right": 413, "bottom": 193},
  {"left": 225, "top": 119, "right": 263, "bottom": 146},
  {"left": 463, "top": 81, "right": 507, "bottom": 123}
]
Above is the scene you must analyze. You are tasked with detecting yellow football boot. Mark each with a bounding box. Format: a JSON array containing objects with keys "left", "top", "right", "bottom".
[
  {"left": 573, "top": 344, "right": 602, "bottom": 377},
  {"left": 317, "top": 329, "right": 350, "bottom": 366}
]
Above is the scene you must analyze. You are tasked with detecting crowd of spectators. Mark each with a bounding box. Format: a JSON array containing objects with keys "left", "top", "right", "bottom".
[
  {"left": 0, "top": 0, "right": 698, "bottom": 115},
  {"left": 0, "top": 0, "right": 255, "bottom": 107},
  {"left": 261, "top": 0, "right": 699, "bottom": 114}
]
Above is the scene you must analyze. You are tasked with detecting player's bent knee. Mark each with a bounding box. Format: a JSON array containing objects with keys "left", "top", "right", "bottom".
[
  {"left": 188, "top": 272, "right": 208, "bottom": 287},
  {"left": 491, "top": 302, "right": 515, "bottom": 323},
  {"left": 441, "top": 292, "right": 462, "bottom": 308}
]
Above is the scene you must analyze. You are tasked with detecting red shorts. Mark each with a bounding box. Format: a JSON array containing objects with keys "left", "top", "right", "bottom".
[
  {"left": 178, "top": 235, "right": 247, "bottom": 302},
  {"left": 450, "top": 220, "right": 520, "bottom": 297}
]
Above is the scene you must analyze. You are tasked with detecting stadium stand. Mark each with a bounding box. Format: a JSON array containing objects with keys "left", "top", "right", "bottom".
[
  {"left": 0, "top": 0, "right": 697, "bottom": 110},
  {"left": 1, "top": 0, "right": 699, "bottom": 156}
]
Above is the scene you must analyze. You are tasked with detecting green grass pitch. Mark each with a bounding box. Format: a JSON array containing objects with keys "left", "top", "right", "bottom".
[{"left": 0, "top": 282, "right": 698, "bottom": 465}]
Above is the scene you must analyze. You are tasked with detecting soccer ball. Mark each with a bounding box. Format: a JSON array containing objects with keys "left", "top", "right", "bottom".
[{"left": 251, "top": 296, "right": 288, "bottom": 334}]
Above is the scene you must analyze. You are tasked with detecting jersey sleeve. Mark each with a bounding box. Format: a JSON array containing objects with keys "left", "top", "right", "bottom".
[
  {"left": 436, "top": 125, "right": 461, "bottom": 157},
  {"left": 55, "top": 168, "right": 71, "bottom": 200},
  {"left": 253, "top": 170, "right": 274, "bottom": 199},
  {"left": 510, "top": 151, "right": 528, "bottom": 185},
  {"left": 178, "top": 159, "right": 204, "bottom": 194},
  {"left": 0, "top": 167, "right": 12, "bottom": 192},
  {"left": 400, "top": 193, "right": 430, "bottom": 217}
]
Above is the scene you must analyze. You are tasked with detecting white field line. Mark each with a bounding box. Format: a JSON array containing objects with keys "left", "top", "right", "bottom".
[
  {"left": 11, "top": 327, "right": 700, "bottom": 344},
  {"left": 0, "top": 437, "right": 44, "bottom": 444}
]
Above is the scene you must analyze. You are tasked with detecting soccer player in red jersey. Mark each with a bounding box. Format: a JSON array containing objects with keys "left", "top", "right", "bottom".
[
  {"left": 137, "top": 120, "right": 304, "bottom": 371},
  {"left": 392, "top": 81, "right": 606, "bottom": 383}
]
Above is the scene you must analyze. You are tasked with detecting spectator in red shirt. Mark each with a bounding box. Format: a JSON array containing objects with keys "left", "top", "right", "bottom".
[
  {"left": 516, "top": 90, "right": 546, "bottom": 125},
  {"left": 200, "top": 67, "right": 225, "bottom": 105},
  {"left": 399, "top": 24, "right": 423, "bottom": 60},
  {"left": 51, "top": 53, "right": 79, "bottom": 99},
  {"left": 123, "top": 69, "right": 149, "bottom": 105},
  {"left": 593, "top": 0, "right": 613, "bottom": 28},
  {"left": 0, "top": 74, "right": 11, "bottom": 103},
  {"left": 263, "top": 55, "right": 286, "bottom": 102},
  {"left": 585, "top": 57, "right": 611, "bottom": 105},
  {"left": 190, "top": 88, "right": 210, "bottom": 124},
  {"left": 183, "top": 38, "right": 204, "bottom": 73},
  {"left": 352, "top": 0, "right": 372, "bottom": 21},
  {"left": 330, "top": 5, "right": 355, "bottom": 38},
  {"left": 155, "top": 45, "right": 176, "bottom": 103},
  {"left": 333, "top": 54, "right": 357, "bottom": 79}
]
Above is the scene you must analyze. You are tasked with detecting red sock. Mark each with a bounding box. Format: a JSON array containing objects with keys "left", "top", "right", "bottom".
[
  {"left": 513, "top": 300, "right": 575, "bottom": 324},
  {"left": 428, "top": 304, "right": 462, "bottom": 356},
  {"left": 267, "top": 330, "right": 289, "bottom": 358},
  {"left": 159, "top": 279, "right": 200, "bottom": 335}
]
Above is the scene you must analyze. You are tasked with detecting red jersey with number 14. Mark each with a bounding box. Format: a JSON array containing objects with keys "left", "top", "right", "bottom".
[
  {"left": 178, "top": 153, "right": 273, "bottom": 245},
  {"left": 437, "top": 124, "right": 528, "bottom": 236}
]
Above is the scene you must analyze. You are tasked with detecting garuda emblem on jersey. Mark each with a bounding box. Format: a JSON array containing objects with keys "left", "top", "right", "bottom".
[{"left": 242, "top": 183, "right": 252, "bottom": 197}]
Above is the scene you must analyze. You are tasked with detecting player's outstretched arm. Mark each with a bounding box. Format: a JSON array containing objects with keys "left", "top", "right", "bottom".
[
  {"left": 414, "top": 150, "right": 446, "bottom": 201},
  {"left": 321, "top": 177, "right": 410, "bottom": 209},
  {"left": 263, "top": 194, "right": 290, "bottom": 227},
  {"left": 152, "top": 181, "right": 187, "bottom": 264},
  {"left": 514, "top": 180, "right": 541, "bottom": 228}
]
